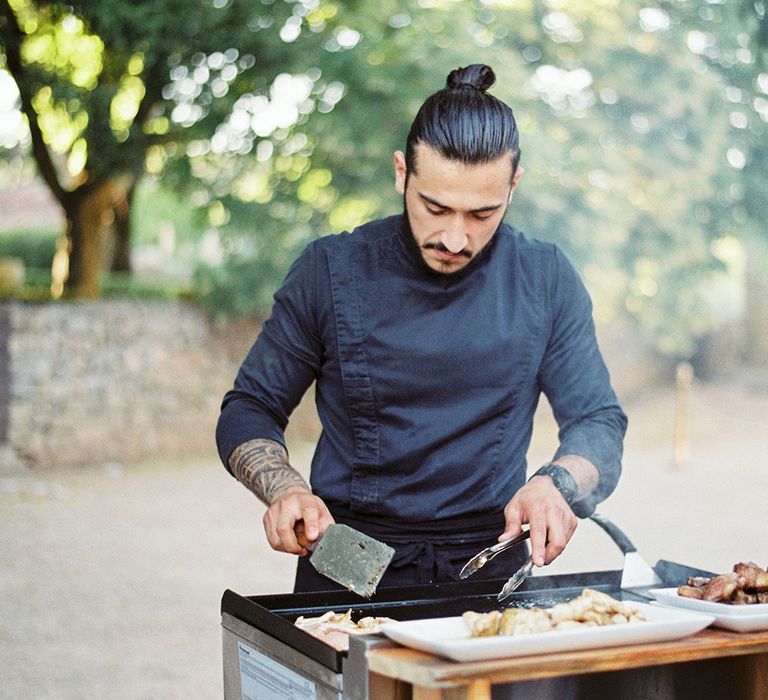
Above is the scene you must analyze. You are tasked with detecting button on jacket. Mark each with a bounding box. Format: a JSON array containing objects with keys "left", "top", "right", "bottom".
[{"left": 216, "top": 214, "right": 627, "bottom": 522}]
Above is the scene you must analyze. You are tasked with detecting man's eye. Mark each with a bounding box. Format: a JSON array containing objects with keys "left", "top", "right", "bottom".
[
  {"left": 473, "top": 213, "right": 493, "bottom": 221},
  {"left": 426, "top": 207, "right": 445, "bottom": 216}
]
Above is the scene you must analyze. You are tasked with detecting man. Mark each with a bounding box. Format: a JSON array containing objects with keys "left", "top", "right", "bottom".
[{"left": 216, "top": 64, "right": 627, "bottom": 592}]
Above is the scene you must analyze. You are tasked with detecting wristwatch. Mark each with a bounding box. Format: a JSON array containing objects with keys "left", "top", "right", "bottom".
[{"left": 529, "top": 463, "right": 579, "bottom": 506}]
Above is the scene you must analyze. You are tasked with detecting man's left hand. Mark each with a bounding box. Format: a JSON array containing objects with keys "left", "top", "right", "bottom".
[{"left": 500, "top": 476, "right": 577, "bottom": 567}]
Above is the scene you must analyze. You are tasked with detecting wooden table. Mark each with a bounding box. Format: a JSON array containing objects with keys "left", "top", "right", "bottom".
[{"left": 364, "top": 627, "right": 768, "bottom": 699}]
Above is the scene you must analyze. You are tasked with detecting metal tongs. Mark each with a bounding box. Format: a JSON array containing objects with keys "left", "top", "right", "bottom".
[
  {"left": 459, "top": 528, "right": 531, "bottom": 580},
  {"left": 497, "top": 556, "right": 534, "bottom": 602}
]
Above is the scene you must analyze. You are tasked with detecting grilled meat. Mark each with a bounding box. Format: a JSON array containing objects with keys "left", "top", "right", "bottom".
[
  {"left": 677, "top": 584, "right": 705, "bottom": 599},
  {"left": 686, "top": 576, "right": 711, "bottom": 588},
  {"left": 463, "top": 589, "right": 646, "bottom": 638},
  {"left": 462, "top": 610, "right": 501, "bottom": 637},
  {"left": 294, "top": 609, "right": 396, "bottom": 651},
  {"left": 498, "top": 607, "right": 554, "bottom": 635},
  {"left": 731, "top": 589, "right": 760, "bottom": 605},
  {"left": 677, "top": 562, "right": 768, "bottom": 605},
  {"left": 733, "top": 561, "right": 768, "bottom": 591},
  {"left": 702, "top": 573, "right": 741, "bottom": 601}
]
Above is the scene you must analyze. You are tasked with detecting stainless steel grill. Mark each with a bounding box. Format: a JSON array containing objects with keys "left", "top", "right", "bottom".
[{"left": 221, "top": 559, "right": 708, "bottom": 700}]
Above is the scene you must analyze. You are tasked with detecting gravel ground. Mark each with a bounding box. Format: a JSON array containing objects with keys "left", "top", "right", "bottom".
[{"left": 1, "top": 378, "right": 766, "bottom": 699}]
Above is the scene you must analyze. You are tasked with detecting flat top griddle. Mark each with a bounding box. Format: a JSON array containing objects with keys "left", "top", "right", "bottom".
[{"left": 221, "top": 559, "right": 712, "bottom": 673}]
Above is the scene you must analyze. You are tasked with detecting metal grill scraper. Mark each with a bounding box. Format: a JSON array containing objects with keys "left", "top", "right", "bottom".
[{"left": 295, "top": 522, "right": 395, "bottom": 598}]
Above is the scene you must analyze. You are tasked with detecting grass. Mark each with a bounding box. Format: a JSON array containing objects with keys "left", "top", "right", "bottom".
[{"left": 0, "top": 267, "right": 196, "bottom": 303}]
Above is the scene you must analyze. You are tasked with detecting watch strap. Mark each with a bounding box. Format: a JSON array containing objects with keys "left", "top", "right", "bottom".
[
  {"left": 529, "top": 463, "right": 597, "bottom": 518},
  {"left": 529, "top": 463, "right": 579, "bottom": 506}
]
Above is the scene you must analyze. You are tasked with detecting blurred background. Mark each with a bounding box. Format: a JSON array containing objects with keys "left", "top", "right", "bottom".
[{"left": 1, "top": 0, "right": 766, "bottom": 697}]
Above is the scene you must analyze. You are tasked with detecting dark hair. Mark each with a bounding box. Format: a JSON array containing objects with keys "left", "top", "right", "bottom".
[{"left": 405, "top": 64, "right": 521, "bottom": 178}]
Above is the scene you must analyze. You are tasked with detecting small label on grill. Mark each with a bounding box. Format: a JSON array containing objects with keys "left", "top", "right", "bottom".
[{"left": 237, "top": 641, "right": 316, "bottom": 700}]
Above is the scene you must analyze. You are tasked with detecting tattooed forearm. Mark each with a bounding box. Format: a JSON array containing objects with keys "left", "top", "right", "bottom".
[{"left": 229, "top": 439, "right": 310, "bottom": 505}]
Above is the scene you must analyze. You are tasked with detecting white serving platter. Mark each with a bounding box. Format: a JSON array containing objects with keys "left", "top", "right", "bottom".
[
  {"left": 378, "top": 603, "right": 713, "bottom": 662},
  {"left": 649, "top": 588, "right": 768, "bottom": 633}
]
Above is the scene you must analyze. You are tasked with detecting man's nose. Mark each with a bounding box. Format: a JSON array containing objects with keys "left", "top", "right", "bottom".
[{"left": 440, "top": 217, "right": 468, "bottom": 254}]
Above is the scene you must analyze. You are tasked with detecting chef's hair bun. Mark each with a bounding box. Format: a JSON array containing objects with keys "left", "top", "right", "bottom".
[{"left": 446, "top": 64, "right": 496, "bottom": 93}]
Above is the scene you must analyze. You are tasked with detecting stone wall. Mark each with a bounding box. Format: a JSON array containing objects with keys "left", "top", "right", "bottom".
[
  {"left": 0, "top": 299, "right": 671, "bottom": 474},
  {"left": 0, "top": 300, "right": 263, "bottom": 472}
]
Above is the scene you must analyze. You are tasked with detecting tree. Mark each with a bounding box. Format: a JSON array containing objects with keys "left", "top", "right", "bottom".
[
  {"left": 668, "top": 0, "right": 768, "bottom": 368},
  {"left": 2, "top": 0, "right": 760, "bottom": 369},
  {"left": 0, "top": 0, "right": 345, "bottom": 297},
  {"left": 195, "top": 0, "right": 736, "bottom": 363}
]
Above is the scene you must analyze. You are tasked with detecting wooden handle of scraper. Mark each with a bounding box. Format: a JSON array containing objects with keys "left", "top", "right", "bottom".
[{"left": 294, "top": 520, "right": 316, "bottom": 551}]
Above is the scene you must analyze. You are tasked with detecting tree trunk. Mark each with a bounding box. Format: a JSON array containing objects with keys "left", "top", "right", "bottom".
[
  {"left": 110, "top": 179, "right": 136, "bottom": 273},
  {"left": 59, "top": 179, "right": 127, "bottom": 299}
]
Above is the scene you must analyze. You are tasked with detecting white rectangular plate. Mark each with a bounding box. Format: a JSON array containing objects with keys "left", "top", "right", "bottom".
[
  {"left": 649, "top": 588, "right": 768, "bottom": 633},
  {"left": 378, "top": 603, "right": 713, "bottom": 662}
]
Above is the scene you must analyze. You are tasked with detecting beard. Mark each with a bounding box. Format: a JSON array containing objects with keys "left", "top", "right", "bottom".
[{"left": 401, "top": 198, "right": 496, "bottom": 279}]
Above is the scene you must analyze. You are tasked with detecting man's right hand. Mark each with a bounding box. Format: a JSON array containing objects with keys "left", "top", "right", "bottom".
[
  {"left": 262, "top": 487, "right": 335, "bottom": 555},
  {"left": 228, "top": 439, "right": 336, "bottom": 555}
]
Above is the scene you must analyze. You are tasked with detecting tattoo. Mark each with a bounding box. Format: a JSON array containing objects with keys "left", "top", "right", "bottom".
[{"left": 229, "top": 439, "right": 310, "bottom": 505}]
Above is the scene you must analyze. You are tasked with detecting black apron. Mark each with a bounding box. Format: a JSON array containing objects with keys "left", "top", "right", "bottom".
[{"left": 293, "top": 506, "right": 529, "bottom": 593}]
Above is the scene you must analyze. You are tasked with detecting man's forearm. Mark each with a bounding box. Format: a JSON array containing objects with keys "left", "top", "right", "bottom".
[
  {"left": 550, "top": 454, "right": 599, "bottom": 500},
  {"left": 228, "top": 439, "right": 310, "bottom": 505}
]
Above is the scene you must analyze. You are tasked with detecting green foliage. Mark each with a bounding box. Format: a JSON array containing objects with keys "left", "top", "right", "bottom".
[
  {"left": 0, "top": 226, "right": 57, "bottom": 267},
  {"left": 0, "top": 0, "right": 347, "bottom": 294},
  {"left": 130, "top": 180, "right": 206, "bottom": 247},
  {"left": 190, "top": 0, "right": 747, "bottom": 361},
  {"left": 2, "top": 0, "right": 767, "bottom": 359},
  {"left": 672, "top": 0, "right": 768, "bottom": 235}
]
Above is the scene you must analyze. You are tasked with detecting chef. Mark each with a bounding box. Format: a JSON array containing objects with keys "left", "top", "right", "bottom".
[{"left": 216, "top": 63, "right": 627, "bottom": 592}]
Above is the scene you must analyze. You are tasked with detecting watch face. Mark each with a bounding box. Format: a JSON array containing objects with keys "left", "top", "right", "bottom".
[{"left": 541, "top": 465, "right": 578, "bottom": 503}]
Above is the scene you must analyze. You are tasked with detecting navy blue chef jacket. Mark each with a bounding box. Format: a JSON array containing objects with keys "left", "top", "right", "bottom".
[{"left": 217, "top": 214, "right": 627, "bottom": 532}]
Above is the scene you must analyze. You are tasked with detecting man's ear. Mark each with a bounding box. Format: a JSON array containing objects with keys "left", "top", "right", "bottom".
[
  {"left": 394, "top": 151, "right": 407, "bottom": 195},
  {"left": 509, "top": 166, "right": 524, "bottom": 201}
]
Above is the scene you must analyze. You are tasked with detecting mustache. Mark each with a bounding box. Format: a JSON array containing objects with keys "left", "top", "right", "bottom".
[{"left": 423, "top": 241, "right": 472, "bottom": 259}]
